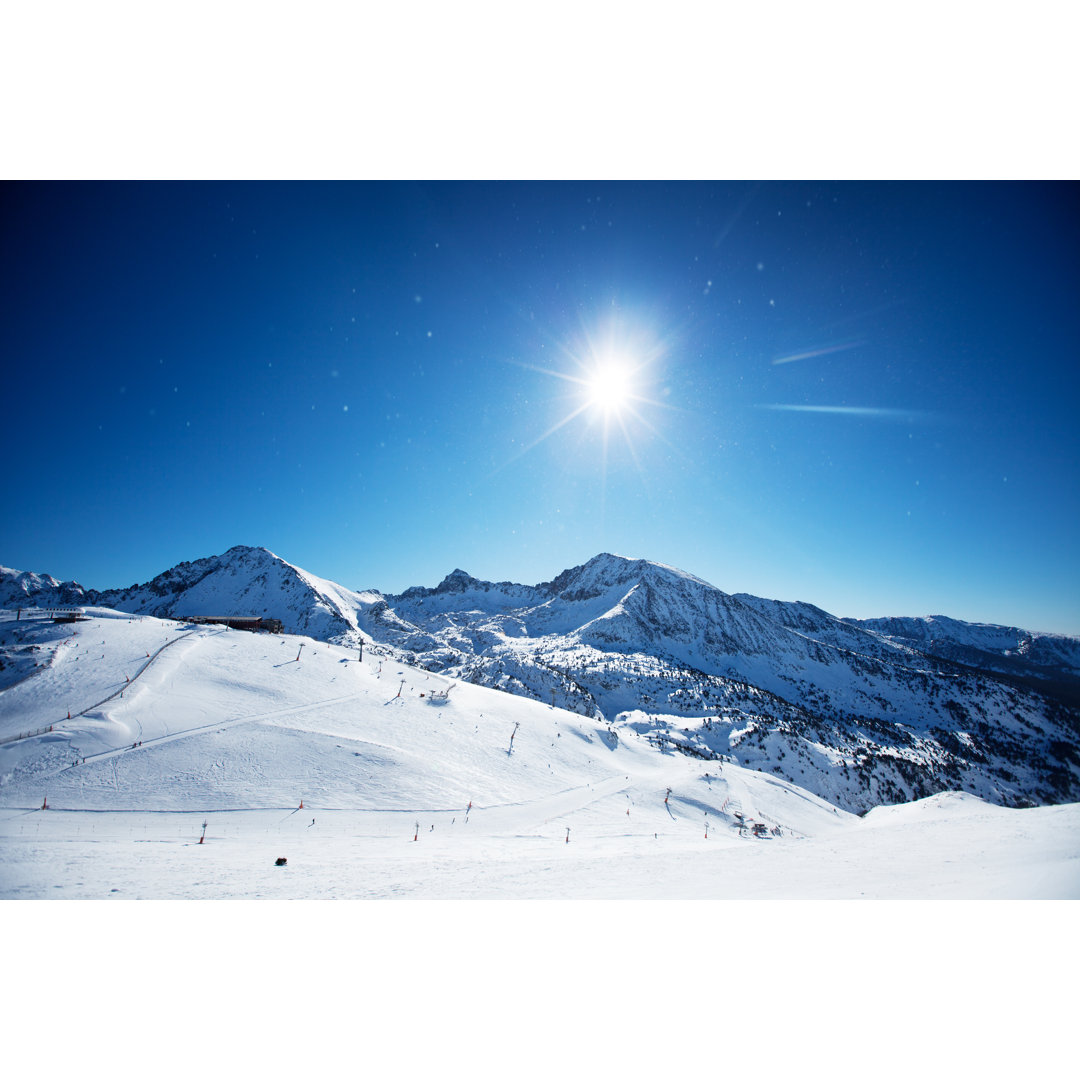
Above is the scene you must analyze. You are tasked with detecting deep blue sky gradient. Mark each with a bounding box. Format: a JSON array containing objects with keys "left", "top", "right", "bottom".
[{"left": 3, "top": 181, "right": 1077, "bottom": 633}]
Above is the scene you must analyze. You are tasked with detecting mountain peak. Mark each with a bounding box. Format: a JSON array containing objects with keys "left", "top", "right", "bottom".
[
  {"left": 539, "top": 552, "right": 716, "bottom": 601},
  {"left": 438, "top": 568, "right": 477, "bottom": 591},
  {"left": 221, "top": 544, "right": 281, "bottom": 562},
  {"left": 440, "top": 565, "right": 475, "bottom": 583}
]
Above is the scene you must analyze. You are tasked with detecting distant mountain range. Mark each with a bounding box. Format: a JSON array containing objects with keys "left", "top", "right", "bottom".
[{"left": 4, "top": 545, "right": 1079, "bottom": 813}]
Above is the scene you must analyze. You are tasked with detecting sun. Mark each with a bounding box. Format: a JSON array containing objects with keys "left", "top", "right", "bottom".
[{"left": 585, "top": 357, "right": 634, "bottom": 415}]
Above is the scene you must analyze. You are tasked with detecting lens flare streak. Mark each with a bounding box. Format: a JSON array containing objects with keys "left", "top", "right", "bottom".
[
  {"left": 771, "top": 340, "right": 864, "bottom": 365},
  {"left": 757, "top": 404, "right": 935, "bottom": 422}
]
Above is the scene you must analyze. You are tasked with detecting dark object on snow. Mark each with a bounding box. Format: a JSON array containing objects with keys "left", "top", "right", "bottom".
[
  {"left": 275, "top": 857, "right": 288, "bottom": 866},
  {"left": 185, "top": 615, "right": 284, "bottom": 633}
]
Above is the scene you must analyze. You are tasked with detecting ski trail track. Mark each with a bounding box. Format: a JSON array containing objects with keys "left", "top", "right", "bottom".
[
  {"left": 472, "top": 773, "right": 630, "bottom": 834},
  {"left": 64, "top": 625, "right": 213, "bottom": 724},
  {"left": 51, "top": 623, "right": 385, "bottom": 766},
  {"left": 0, "top": 775, "right": 635, "bottom": 839},
  {"left": 62, "top": 689, "right": 371, "bottom": 769}
]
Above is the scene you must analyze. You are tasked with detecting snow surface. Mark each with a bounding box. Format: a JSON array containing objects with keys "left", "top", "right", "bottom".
[{"left": 2, "top": 609, "right": 1077, "bottom": 899}]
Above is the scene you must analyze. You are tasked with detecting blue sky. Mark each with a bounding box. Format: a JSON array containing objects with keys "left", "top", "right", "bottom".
[{"left": 3, "top": 181, "right": 1078, "bottom": 633}]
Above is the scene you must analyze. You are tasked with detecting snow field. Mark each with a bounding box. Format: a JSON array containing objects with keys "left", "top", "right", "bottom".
[
  {"left": 1, "top": 611, "right": 1077, "bottom": 899},
  {"left": 3, "top": 795, "right": 1077, "bottom": 899}
]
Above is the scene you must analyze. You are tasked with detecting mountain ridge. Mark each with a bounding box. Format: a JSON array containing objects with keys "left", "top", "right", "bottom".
[{"left": 3, "top": 546, "right": 1078, "bottom": 813}]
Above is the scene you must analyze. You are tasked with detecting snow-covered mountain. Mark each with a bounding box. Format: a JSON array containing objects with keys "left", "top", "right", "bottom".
[
  {"left": 841, "top": 613, "right": 1080, "bottom": 681},
  {"left": 1, "top": 546, "right": 379, "bottom": 643},
  {"left": 4, "top": 547, "right": 1079, "bottom": 814},
  {"left": 363, "top": 553, "right": 1080, "bottom": 812},
  {"left": 0, "top": 567, "right": 88, "bottom": 609},
  {"left": 91, "top": 545, "right": 381, "bottom": 643}
]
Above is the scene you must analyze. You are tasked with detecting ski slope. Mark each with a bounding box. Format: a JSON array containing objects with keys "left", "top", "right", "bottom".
[{"left": 1, "top": 609, "right": 1077, "bottom": 899}]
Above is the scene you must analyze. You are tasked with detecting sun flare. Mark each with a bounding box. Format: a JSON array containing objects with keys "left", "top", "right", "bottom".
[{"left": 494, "top": 312, "right": 679, "bottom": 481}]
